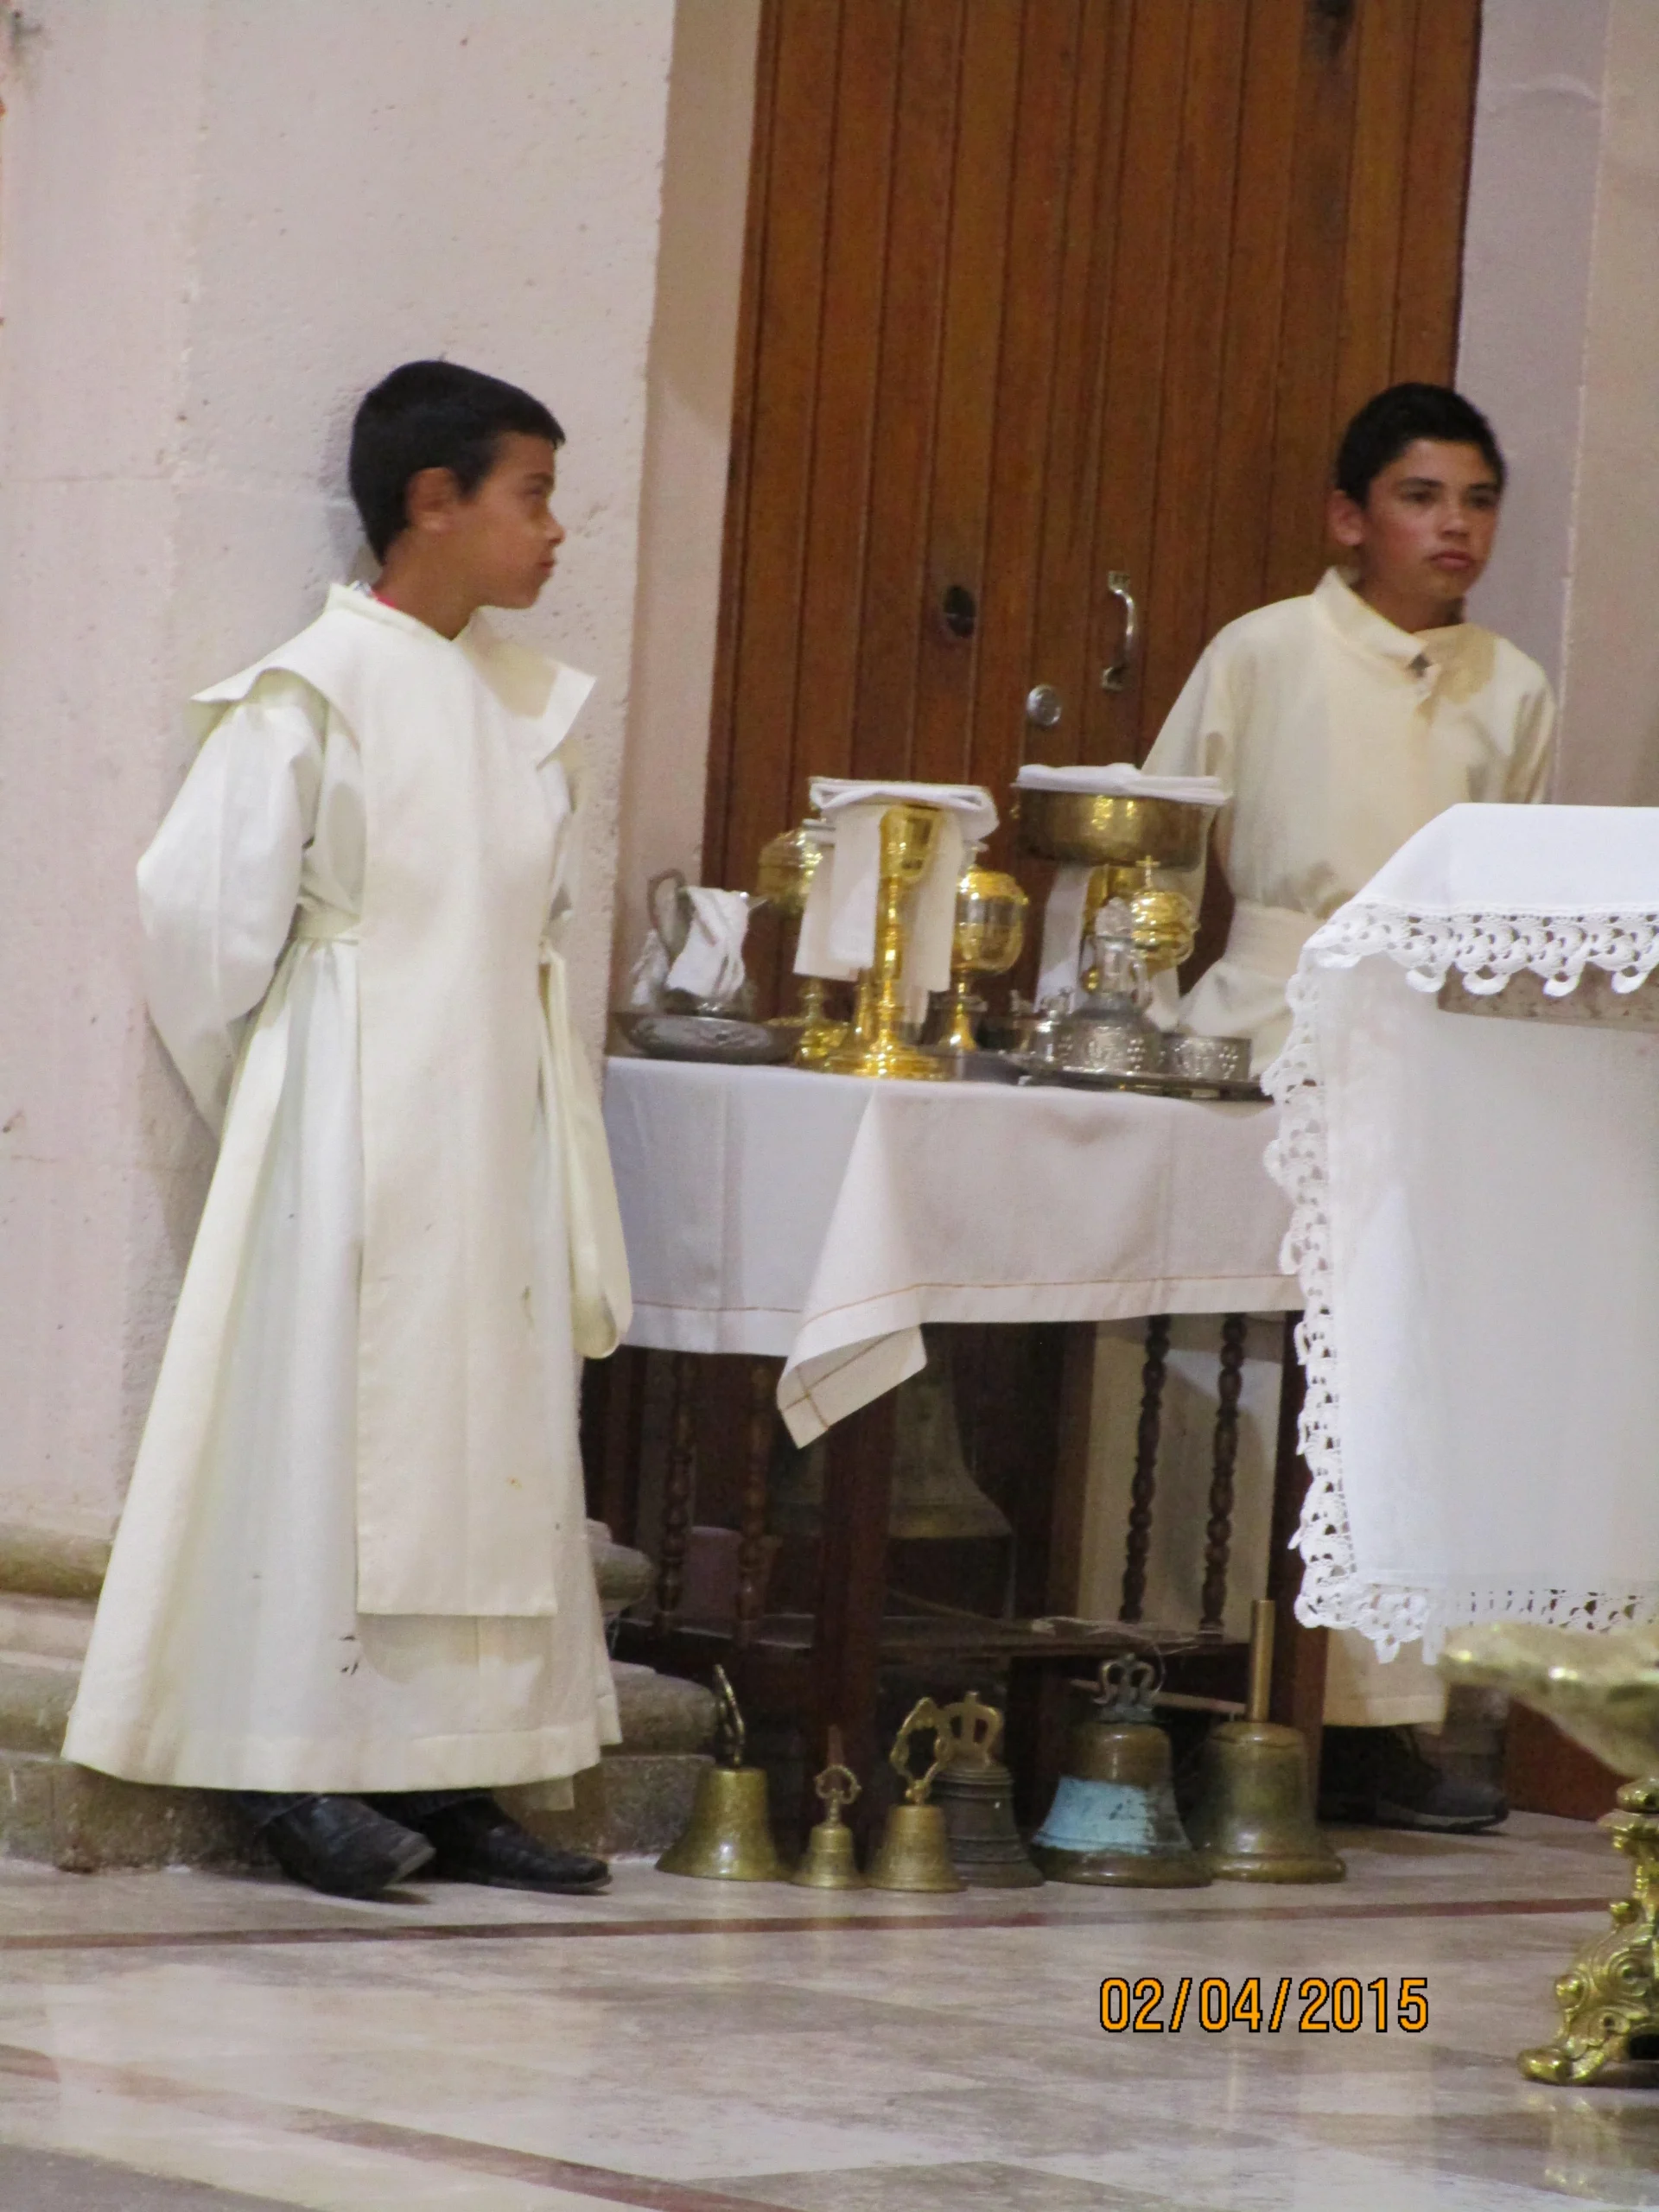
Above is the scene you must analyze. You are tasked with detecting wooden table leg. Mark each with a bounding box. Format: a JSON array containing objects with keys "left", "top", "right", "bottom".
[
  {"left": 1199, "top": 1313, "right": 1248, "bottom": 1633},
  {"left": 655, "top": 1352, "right": 699, "bottom": 1629},
  {"left": 1267, "top": 1313, "right": 1327, "bottom": 1762},
  {"left": 809, "top": 1385, "right": 899, "bottom": 1817},
  {"left": 734, "top": 1356, "right": 777, "bottom": 1649}
]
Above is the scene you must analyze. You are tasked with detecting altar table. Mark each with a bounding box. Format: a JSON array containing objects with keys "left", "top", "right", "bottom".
[
  {"left": 603, "top": 1057, "right": 1296, "bottom": 1442},
  {"left": 597, "top": 1056, "right": 1313, "bottom": 1805}
]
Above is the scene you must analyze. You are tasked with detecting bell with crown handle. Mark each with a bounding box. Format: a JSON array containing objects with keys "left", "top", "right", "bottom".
[
  {"left": 867, "top": 1698, "right": 964, "bottom": 1892},
  {"left": 932, "top": 1689, "right": 1043, "bottom": 1888},
  {"left": 658, "top": 1665, "right": 785, "bottom": 1882},
  {"left": 1032, "top": 1654, "right": 1211, "bottom": 1887},
  {"left": 792, "top": 1726, "right": 866, "bottom": 1890},
  {"left": 1185, "top": 1600, "right": 1345, "bottom": 1884}
]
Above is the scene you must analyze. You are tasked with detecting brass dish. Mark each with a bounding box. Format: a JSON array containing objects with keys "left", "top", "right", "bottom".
[{"left": 1014, "top": 786, "right": 1212, "bottom": 872}]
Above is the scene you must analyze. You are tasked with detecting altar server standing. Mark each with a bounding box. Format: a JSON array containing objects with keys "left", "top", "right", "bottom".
[
  {"left": 65, "top": 362, "right": 632, "bottom": 1899},
  {"left": 1144, "top": 384, "right": 1555, "bottom": 1829}
]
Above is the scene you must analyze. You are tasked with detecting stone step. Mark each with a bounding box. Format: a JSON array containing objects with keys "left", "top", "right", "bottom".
[{"left": 0, "top": 1523, "right": 709, "bottom": 1871}]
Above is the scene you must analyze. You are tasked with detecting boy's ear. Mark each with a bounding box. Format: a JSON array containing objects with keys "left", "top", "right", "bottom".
[
  {"left": 1327, "top": 485, "right": 1367, "bottom": 552},
  {"left": 404, "top": 466, "right": 463, "bottom": 536}
]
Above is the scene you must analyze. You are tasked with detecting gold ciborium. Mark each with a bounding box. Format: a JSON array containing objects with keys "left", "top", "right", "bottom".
[
  {"left": 939, "top": 860, "right": 1028, "bottom": 1052},
  {"left": 1441, "top": 1623, "right": 1659, "bottom": 2085},
  {"left": 753, "top": 819, "right": 849, "bottom": 1068},
  {"left": 1014, "top": 785, "right": 1214, "bottom": 979},
  {"left": 824, "top": 804, "right": 948, "bottom": 1081}
]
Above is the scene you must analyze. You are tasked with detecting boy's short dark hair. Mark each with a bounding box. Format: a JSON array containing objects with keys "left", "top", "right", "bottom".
[
  {"left": 1334, "top": 383, "right": 1505, "bottom": 506},
  {"left": 349, "top": 360, "right": 564, "bottom": 559}
]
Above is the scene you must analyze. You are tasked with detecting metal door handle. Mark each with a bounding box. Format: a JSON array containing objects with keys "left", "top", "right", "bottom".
[{"left": 1101, "top": 571, "right": 1137, "bottom": 693}]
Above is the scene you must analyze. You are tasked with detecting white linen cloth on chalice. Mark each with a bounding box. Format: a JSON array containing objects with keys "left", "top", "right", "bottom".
[
  {"left": 794, "top": 779, "right": 998, "bottom": 1014},
  {"left": 1265, "top": 802, "right": 1659, "bottom": 1660},
  {"left": 65, "top": 586, "right": 628, "bottom": 1793}
]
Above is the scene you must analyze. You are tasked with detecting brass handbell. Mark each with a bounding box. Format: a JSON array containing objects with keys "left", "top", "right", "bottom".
[
  {"left": 657, "top": 1665, "right": 784, "bottom": 1882},
  {"left": 867, "top": 1698, "right": 964, "bottom": 1891},
  {"left": 1032, "top": 1656, "right": 1211, "bottom": 1887},
  {"left": 933, "top": 1689, "right": 1043, "bottom": 1888},
  {"left": 1185, "top": 1600, "right": 1344, "bottom": 1884},
  {"left": 792, "top": 1726, "right": 865, "bottom": 1890}
]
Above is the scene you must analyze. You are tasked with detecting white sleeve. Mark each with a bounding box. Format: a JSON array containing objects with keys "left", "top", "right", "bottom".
[
  {"left": 137, "top": 672, "right": 325, "bottom": 1132},
  {"left": 1510, "top": 675, "right": 1558, "bottom": 804},
  {"left": 1142, "top": 637, "right": 1241, "bottom": 877}
]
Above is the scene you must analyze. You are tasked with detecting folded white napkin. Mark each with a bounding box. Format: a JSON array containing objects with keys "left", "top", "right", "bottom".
[
  {"left": 1016, "top": 762, "right": 1229, "bottom": 808},
  {"left": 628, "top": 886, "right": 752, "bottom": 1007},
  {"left": 797, "top": 780, "right": 998, "bottom": 999}
]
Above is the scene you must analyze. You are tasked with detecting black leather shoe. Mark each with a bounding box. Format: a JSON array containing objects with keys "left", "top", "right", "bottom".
[
  {"left": 256, "top": 1796, "right": 435, "bottom": 1898},
  {"left": 382, "top": 1796, "right": 610, "bottom": 1894},
  {"left": 1319, "top": 1726, "right": 1508, "bottom": 1834}
]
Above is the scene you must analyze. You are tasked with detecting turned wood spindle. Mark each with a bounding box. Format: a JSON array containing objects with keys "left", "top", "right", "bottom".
[
  {"left": 655, "top": 1351, "right": 699, "bottom": 1627},
  {"left": 1120, "top": 1313, "right": 1172, "bottom": 1623},
  {"left": 734, "top": 1356, "right": 778, "bottom": 1647},
  {"left": 1200, "top": 1313, "right": 1248, "bottom": 1633}
]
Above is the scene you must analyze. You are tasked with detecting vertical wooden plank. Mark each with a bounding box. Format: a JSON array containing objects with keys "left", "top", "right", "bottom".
[
  {"left": 788, "top": 0, "right": 906, "bottom": 804},
  {"left": 1330, "top": 0, "right": 1419, "bottom": 437},
  {"left": 717, "top": 0, "right": 843, "bottom": 893},
  {"left": 1262, "top": 0, "right": 1362, "bottom": 606},
  {"left": 1021, "top": 0, "right": 1131, "bottom": 786},
  {"left": 1201, "top": 0, "right": 1304, "bottom": 640},
  {"left": 1391, "top": 0, "right": 1481, "bottom": 382},
  {"left": 1084, "top": 0, "right": 1195, "bottom": 765},
  {"left": 702, "top": 0, "right": 781, "bottom": 886},
  {"left": 966, "top": 0, "right": 1086, "bottom": 807},
  {"left": 1137, "top": 0, "right": 1251, "bottom": 740},
  {"left": 849, "top": 0, "right": 969, "bottom": 779},
  {"left": 909, "top": 0, "right": 1025, "bottom": 791}
]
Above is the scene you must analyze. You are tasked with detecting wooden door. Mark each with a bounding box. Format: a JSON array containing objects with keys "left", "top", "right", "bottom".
[{"left": 704, "top": 0, "right": 1480, "bottom": 915}]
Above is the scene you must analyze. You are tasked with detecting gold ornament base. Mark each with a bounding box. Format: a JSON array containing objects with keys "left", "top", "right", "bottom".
[
  {"left": 824, "top": 1033, "right": 946, "bottom": 1081},
  {"left": 1519, "top": 1777, "right": 1659, "bottom": 2084}
]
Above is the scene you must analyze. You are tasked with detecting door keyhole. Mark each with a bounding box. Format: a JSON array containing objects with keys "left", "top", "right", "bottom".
[{"left": 941, "top": 584, "right": 978, "bottom": 640}]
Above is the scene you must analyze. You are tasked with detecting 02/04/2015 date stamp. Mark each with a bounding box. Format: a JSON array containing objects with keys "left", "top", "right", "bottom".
[{"left": 1100, "top": 1974, "right": 1427, "bottom": 2035}]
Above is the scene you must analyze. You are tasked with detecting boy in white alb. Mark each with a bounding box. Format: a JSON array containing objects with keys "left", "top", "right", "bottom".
[
  {"left": 65, "top": 363, "right": 632, "bottom": 1899},
  {"left": 1145, "top": 385, "right": 1555, "bottom": 1828}
]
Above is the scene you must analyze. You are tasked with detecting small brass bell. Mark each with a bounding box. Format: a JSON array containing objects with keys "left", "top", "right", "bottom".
[
  {"left": 1032, "top": 1656, "right": 1211, "bottom": 1887},
  {"left": 792, "top": 1727, "right": 865, "bottom": 1890},
  {"left": 933, "top": 1689, "right": 1043, "bottom": 1888},
  {"left": 658, "top": 1665, "right": 784, "bottom": 1882},
  {"left": 867, "top": 1698, "right": 964, "bottom": 1892},
  {"left": 1185, "top": 1600, "right": 1344, "bottom": 1885}
]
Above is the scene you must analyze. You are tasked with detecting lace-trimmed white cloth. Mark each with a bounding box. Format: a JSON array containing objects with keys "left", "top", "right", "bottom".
[{"left": 1262, "top": 804, "right": 1659, "bottom": 1658}]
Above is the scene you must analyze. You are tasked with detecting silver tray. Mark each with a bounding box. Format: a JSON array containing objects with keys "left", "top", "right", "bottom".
[
  {"left": 613, "top": 1011, "right": 793, "bottom": 1066},
  {"left": 1015, "top": 1060, "right": 1265, "bottom": 1103}
]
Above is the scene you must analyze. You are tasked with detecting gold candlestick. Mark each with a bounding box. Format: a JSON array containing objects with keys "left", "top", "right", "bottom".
[{"left": 824, "top": 804, "right": 947, "bottom": 1081}]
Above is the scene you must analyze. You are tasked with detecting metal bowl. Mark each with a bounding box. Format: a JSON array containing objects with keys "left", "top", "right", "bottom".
[
  {"left": 1014, "top": 786, "right": 1213, "bottom": 871},
  {"left": 613, "top": 1011, "right": 792, "bottom": 1066},
  {"left": 1166, "top": 1033, "right": 1251, "bottom": 1084}
]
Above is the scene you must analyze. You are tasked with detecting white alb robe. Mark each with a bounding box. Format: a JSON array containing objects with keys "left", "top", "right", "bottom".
[
  {"left": 1144, "top": 569, "right": 1555, "bottom": 1728},
  {"left": 1145, "top": 569, "right": 1555, "bottom": 1071},
  {"left": 65, "top": 588, "right": 626, "bottom": 1791}
]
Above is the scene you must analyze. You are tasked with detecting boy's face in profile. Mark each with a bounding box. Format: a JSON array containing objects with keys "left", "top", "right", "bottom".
[
  {"left": 1329, "top": 438, "right": 1501, "bottom": 620},
  {"left": 404, "top": 432, "right": 566, "bottom": 612}
]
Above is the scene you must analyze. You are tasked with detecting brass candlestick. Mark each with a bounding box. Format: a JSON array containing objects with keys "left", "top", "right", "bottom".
[
  {"left": 753, "top": 820, "right": 849, "bottom": 1067},
  {"left": 940, "top": 861, "right": 1028, "bottom": 1052},
  {"left": 824, "top": 804, "right": 948, "bottom": 1081},
  {"left": 1441, "top": 1621, "right": 1659, "bottom": 2084}
]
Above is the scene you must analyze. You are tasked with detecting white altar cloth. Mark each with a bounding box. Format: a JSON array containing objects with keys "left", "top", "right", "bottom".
[
  {"left": 1267, "top": 804, "right": 1659, "bottom": 1658},
  {"left": 603, "top": 1058, "right": 1294, "bottom": 1445}
]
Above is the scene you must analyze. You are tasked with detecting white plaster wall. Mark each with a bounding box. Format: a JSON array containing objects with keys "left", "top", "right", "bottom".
[
  {"left": 613, "top": 0, "right": 759, "bottom": 995},
  {"left": 1457, "top": 0, "right": 1610, "bottom": 696},
  {"left": 1555, "top": 0, "right": 1659, "bottom": 806},
  {"left": 0, "top": 0, "right": 674, "bottom": 1535}
]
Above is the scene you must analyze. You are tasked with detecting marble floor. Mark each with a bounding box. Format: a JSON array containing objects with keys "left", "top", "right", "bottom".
[{"left": 0, "top": 1813, "right": 1653, "bottom": 2209}]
